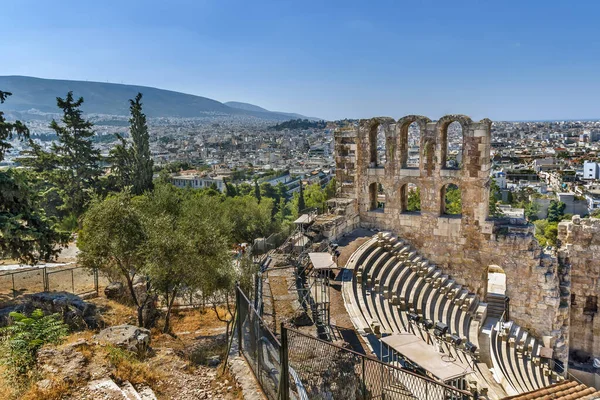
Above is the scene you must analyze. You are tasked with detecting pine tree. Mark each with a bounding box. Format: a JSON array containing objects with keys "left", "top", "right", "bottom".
[
  {"left": 1, "top": 91, "right": 68, "bottom": 263},
  {"left": 22, "top": 92, "right": 101, "bottom": 218},
  {"left": 0, "top": 91, "right": 29, "bottom": 156}
]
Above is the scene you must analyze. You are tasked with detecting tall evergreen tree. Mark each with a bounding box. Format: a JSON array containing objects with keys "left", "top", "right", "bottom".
[
  {"left": 224, "top": 180, "right": 237, "bottom": 197},
  {"left": 110, "top": 93, "right": 153, "bottom": 195},
  {"left": 129, "top": 93, "right": 153, "bottom": 195},
  {"left": 22, "top": 92, "right": 101, "bottom": 218},
  {"left": 297, "top": 181, "right": 306, "bottom": 213},
  {"left": 0, "top": 91, "right": 29, "bottom": 156},
  {"left": 254, "top": 180, "right": 262, "bottom": 203},
  {"left": 52, "top": 92, "right": 101, "bottom": 216},
  {"left": 1, "top": 91, "right": 68, "bottom": 263}
]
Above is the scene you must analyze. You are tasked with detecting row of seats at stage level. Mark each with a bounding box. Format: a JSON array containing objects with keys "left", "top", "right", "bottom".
[
  {"left": 346, "top": 233, "right": 485, "bottom": 360},
  {"left": 341, "top": 232, "right": 561, "bottom": 396},
  {"left": 490, "top": 320, "right": 563, "bottom": 395}
]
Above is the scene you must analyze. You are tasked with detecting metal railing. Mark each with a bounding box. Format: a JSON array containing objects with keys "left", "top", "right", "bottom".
[{"left": 234, "top": 285, "right": 475, "bottom": 400}]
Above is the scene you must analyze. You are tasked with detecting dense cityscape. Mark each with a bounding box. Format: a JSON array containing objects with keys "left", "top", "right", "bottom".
[
  {"left": 4, "top": 114, "right": 600, "bottom": 220},
  {"left": 3, "top": 1, "right": 600, "bottom": 399}
]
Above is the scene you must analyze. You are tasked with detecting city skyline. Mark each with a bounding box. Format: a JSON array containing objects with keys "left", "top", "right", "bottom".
[{"left": 3, "top": 0, "right": 600, "bottom": 121}]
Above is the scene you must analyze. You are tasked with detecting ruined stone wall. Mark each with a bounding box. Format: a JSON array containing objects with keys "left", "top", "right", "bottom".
[
  {"left": 558, "top": 217, "right": 600, "bottom": 360},
  {"left": 333, "top": 115, "right": 569, "bottom": 363}
]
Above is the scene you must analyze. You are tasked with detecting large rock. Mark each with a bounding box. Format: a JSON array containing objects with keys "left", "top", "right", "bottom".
[
  {"left": 37, "top": 339, "right": 91, "bottom": 383},
  {"left": 104, "top": 282, "right": 125, "bottom": 301},
  {"left": 94, "top": 324, "right": 151, "bottom": 357},
  {"left": 0, "top": 291, "right": 102, "bottom": 330}
]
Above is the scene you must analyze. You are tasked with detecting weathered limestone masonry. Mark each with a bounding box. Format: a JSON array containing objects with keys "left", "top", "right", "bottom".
[
  {"left": 333, "top": 115, "right": 568, "bottom": 363},
  {"left": 558, "top": 217, "right": 600, "bottom": 361}
]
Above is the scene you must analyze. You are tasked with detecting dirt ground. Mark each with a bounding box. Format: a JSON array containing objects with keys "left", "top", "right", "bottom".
[
  {"left": 328, "top": 229, "right": 373, "bottom": 352},
  {"left": 0, "top": 292, "right": 244, "bottom": 400}
]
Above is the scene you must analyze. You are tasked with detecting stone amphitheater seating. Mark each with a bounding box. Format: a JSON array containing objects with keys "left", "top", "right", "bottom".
[{"left": 341, "top": 233, "right": 562, "bottom": 397}]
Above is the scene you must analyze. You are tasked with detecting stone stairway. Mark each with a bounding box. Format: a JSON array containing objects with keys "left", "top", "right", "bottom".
[
  {"left": 86, "top": 378, "right": 157, "bottom": 400},
  {"left": 486, "top": 293, "right": 506, "bottom": 319}
]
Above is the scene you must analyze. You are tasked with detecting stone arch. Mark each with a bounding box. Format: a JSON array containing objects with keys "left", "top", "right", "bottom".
[
  {"left": 368, "top": 181, "right": 385, "bottom": 211},
  {"left": 440, "top": 183, "right": 462, "bottom": 216},
  {"left": 400, "top": 181, "right": 421, "bottom": 213},
  {"left": 436, "top": 115, "right": 472, "bottom": 170},
  {"left": 365, "top": 117, "right": 394, "bottom": 168},
  {"left": 396, "top": 115, "right": 430, "bottom": 169}
]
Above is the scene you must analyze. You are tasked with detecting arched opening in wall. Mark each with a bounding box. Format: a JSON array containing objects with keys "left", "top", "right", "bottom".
[
  {"left": 486, "top": 265, "right": 507, "bottom": 320},
  {"left": 441, "top": 183, "right": 462, "bottom": 216},
  {"left": 406, "top": 122, "right": 420, "bottom": 168},
  {"left": 403, "top": 183, "right": 420, "bottom": 213},
  {"left": 369, "top": 123, "right": 386, "bottom": 167},
  {"left": 444, "top": 121, "right": 463, "bottom": 169},
  {"left": 368, "top": 182, "right": 385, "bottom": 212}
]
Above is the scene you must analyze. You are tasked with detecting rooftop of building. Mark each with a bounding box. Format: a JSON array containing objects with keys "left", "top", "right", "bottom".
[{"left": 501, "top": 379, "right": 599, "bottom": 400}]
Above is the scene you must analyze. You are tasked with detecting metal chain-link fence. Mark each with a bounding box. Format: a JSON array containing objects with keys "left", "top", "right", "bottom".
[
  {"left": 237, "top": 286, "right": 282, "bottom": 400},
  {"left": 234, "top": 286, "right": 474, "bottom": 400},
  {"left": 0, "top": 266, "right": 101, "bottom": 300}
]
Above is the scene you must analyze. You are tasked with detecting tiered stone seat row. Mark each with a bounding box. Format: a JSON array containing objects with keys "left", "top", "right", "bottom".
[
  {"left": 489, "top": 321, "right": 562, "bottom": 395},
  {"left": 351, "top": 233, "right": 484, "bottom": 362},
  {"left": 342, "top": 233, "right": 561, "bottom": 397}
]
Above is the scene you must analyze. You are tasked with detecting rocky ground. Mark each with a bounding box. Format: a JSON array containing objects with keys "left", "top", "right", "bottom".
[{"left": 0, "top": 292, "right": 247, "bottom": 400}]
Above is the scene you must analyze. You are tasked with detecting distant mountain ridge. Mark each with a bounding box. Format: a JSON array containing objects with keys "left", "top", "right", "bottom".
[
  {"left": 224, "top": 101, "right": 318, "bottom": 120},
  {"left": 0, "top": 76, "right": 315, "bottom": 121}
]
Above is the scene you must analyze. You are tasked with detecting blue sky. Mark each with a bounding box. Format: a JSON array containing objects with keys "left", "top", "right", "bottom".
[{"left": 2, "top": 0, "right": 600, "bottom": 121}]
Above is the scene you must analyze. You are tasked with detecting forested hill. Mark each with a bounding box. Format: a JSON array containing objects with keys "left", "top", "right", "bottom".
[
  {"left": 0, "top": 76, "right": 311, "bottom": 120},
  {"left": 269, "top": 119, "right": 328, "bottom": 131}
]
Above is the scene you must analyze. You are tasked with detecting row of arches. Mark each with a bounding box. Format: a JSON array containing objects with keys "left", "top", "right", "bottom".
[
  {"left": 368, "top": 182, "right": 462, "bottom": 216},
  {"left": 367, "top": 115, "right": 471, "bottom": 170}
]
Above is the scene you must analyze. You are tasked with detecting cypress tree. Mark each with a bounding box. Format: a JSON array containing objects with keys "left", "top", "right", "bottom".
[
  {"left": 254, "top": 180, "right": 261, "bottom": 203},
  {"left": 129, "top": 93, "right": 153, "bottom": 195},
  {"left": 110, "top": 93, "right": 153, "bottom": 195},
  {"left": 297, "top": 181, "right": 306, "bottom": 214}
]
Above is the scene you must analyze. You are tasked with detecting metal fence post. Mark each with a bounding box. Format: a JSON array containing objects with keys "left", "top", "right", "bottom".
[
  {"left": 94, "top": 268, "right": 99, "bottom": 295},
  {"left": 12, "top": 273, "right": 15, "bottom": 299},
  {"left": 71, "top": 269, "right": 75, "bottom": 293},
  {"left": 279, "top": 323, "right": 290, "bottom": 400},
  {"left": 362, "top": 357, "right": 366, "bottom": 400},
  {"left": 236, "top": 285, "right": 242, "bottom": 354}
]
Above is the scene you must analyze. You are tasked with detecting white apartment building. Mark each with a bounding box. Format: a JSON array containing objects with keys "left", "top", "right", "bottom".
[{"left": 583, "top": 161, "right": 600, "bottom": 180}]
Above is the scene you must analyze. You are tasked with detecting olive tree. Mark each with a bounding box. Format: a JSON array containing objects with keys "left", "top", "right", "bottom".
[{"left": 78, "top": 192, "right": 151, "bottom": 326}]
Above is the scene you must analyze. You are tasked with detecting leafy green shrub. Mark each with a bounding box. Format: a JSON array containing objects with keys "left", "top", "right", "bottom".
[{"left": 0, "top": 309, "right": 69, "bottom": 381}]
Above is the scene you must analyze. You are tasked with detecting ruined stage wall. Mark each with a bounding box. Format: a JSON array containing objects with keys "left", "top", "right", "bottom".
[
  {"left": 334, "top": 115, "right": 569, "bottom": 361},
  {"left": 558, "top": 217, "right": 600, "bottom": 360}
]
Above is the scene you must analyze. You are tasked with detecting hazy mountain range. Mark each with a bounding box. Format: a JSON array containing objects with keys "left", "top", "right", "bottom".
[{"left": 0, "top": 76, "right": 318, "bottom": 121}]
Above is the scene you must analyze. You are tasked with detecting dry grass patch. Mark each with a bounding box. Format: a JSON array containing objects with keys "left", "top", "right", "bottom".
[
  {"left": 91, "top": 297, "right": 136, "bottom": 326},
  {"left": 169, "top": 307, "right": 229, "bottom": 335},
  {"left": 20, "top": 377, "right": 72, "bottom": 400},
  {"left": 0, "top": 365, "right": 17, "bottom": 399},
  {"left": 103, "top": 346, "right": 163, "bottom": 391},
  {"left": 216, "top": 365, "right": 244, "bottom": 399}
]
